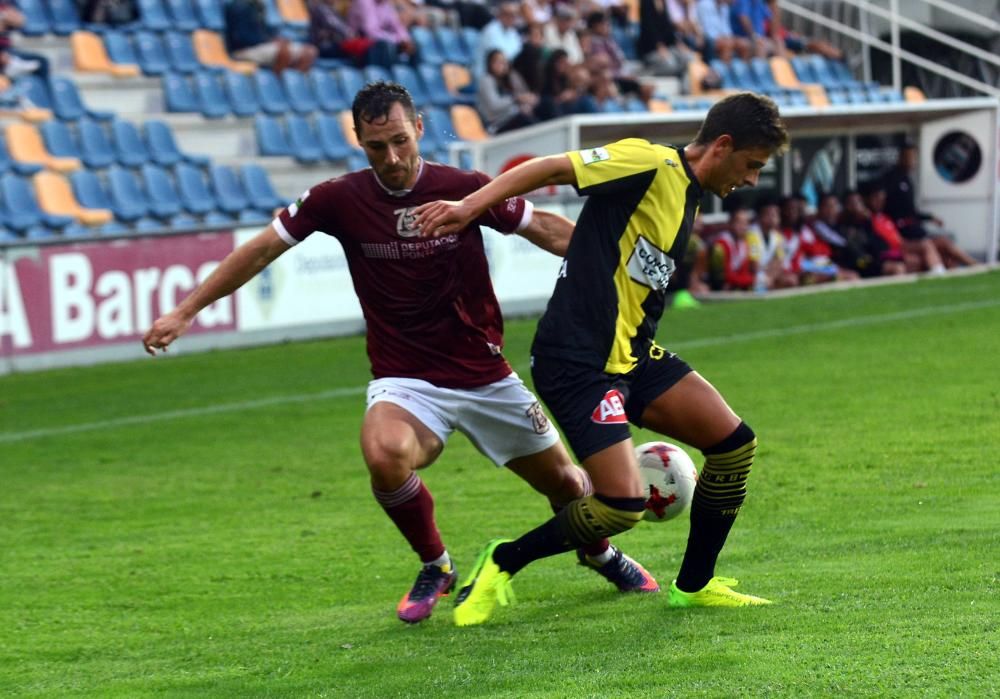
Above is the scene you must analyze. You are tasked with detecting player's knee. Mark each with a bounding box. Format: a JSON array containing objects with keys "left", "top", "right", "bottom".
[
  {"left": 363, "top": 436, "right": 418, "bottom": 486},
  {"left": 704, "top": 420, "right": 756, "bottom": 457}
]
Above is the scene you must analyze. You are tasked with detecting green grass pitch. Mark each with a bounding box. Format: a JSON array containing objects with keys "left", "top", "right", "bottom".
[{"left": 2, "top": 271, "right": 998, "bottom": 697}]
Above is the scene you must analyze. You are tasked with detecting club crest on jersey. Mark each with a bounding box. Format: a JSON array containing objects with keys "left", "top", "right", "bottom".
[
  {"left": 627, "top": 235, "right": 675, "bottom": 291},
  {"left": 394, "top": 207, "right": 420, "bottom": 238},
  {"left": 591, "top": 389, "right": 627, "bottom": 424},
  {"left": 288, "top": 189, "right": 310, "bottom": 217},
  {"left": 579, "top": 147, "right": 610, "bottom": 165}
]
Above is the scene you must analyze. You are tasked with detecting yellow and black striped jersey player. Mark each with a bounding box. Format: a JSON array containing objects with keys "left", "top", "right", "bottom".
[{"left": 415, "top": 92, "right": 790, "bottom": 625}]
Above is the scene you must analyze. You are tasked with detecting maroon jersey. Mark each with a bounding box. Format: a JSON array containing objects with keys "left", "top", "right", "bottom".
[{"left": 273, "top": 161, "right": 532, "bottom": 389}]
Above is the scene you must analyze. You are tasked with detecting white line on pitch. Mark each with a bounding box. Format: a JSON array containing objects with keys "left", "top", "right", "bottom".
[{"left": 2, "top": 297, "right": 998, "bottom": 444}]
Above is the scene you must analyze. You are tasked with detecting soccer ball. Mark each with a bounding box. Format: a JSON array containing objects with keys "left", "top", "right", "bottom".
[{"left": 636, "top": 441, "right": 698, "bottom": 523}]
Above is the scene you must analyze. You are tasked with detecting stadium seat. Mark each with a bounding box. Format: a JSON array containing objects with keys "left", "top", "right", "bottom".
[
  {"left": 173, "top": 162, "right": 218, "bottom": 215},
  {"left": 5, "top": 122, "right": 80, "bottom": 173},
  {"left": 203, "top": 210, "right": 235, "bottom": 226},
  {"left": 315, "top": 112, "right": 354, "bottom": 161},
  {"left": 0, "top": 136, "right": 43, "bottom": 176},
  {"left": 362, "top": 64, "right": 393, "bottom": 88},
  {"left": 144, "top": 119, "right": 210, "bottom": 166},
  {"left": 275, "top": 0, "right": 308, "bottom": 24},
  {"left": 281, "top": 70, "right": 318, "bottom": 114},
  {"left": 221, "top": 70, "right": 261, "bottom": 117},
  {"left": 137, "top": 0, "right": 173, "bottom": 31},
  {"left": 390, "top": 64, "right": 431, "bottom": 108},
  {"left": 192, "top": 70, "right": 232, "bottom": 119},
  {"left": 435, "top": 26, "right": 470, "bottom": 65},
  {"left": 789, "top": 55, "right": 819, "bottom": 84},
  {"left": 69, "top": 169, "right": 115, "bottom": 212},
  {"left": 422, "top": 106, "right": 456, "bottom": 154},
  {"left": 50, "top": 76, "right": 114, "bottom": 121},
  {"left": 337, "top": 66, "right": 366, "bottom": 103},
  {"left": 107, "top": 165, "right": 151, "bottom": 221},
  {"left": 140, "top": 163, "right": 184, "bottom": 219},
  {"left": 103, "top": 31, "right": 141, "bottom": 70},
  {"left": 71, "top": 30, "right": 140, "bottom": 77},
  {"left": 1, "top": 173, "right": 75, "bottom": 231},
  {"left": 440, "top": 63, "right": 474, "bottom": 100},
  {"left": 163, "top": 72, "right": 199, "bottom": 112},
  {"left": 33, "top": 170, "right": 113, "bottom": 226},
  {"left": 134, "top": 30, "right": 171, "bottom": 76},
  {"left": 78, "top": 118, "right": 118, "bottom": 169},
  {"left": 13, "top": 75, "right": 53, "bottom": 111},
  {"left": 254, "top": 70, "right": 291, "bottom": 115},
  {"left": 98, "top": 220, "right": 130, "bottom": 236},
  {"left": 904, "top": 86, "right": 926, "bottom": 102},
  {"left": 648, "top": 98, "right": 672, "bottom": 113},
  {"left": 239, "top": 163, "right": 283, "bottom": 212},
  {"left": 611, "top": 22, "right": 637, "bottom": 61},
  {"left": 17, "top": 0, "right": 51, "bottom": 36},
  {"left": 192, "top": 30, "right": 256, "bottom": 74},
  {"left": 208, "top": 164, "right": 249, "bottom": 215},
  {"left": 169, "top": 212, "right": 199, "bottom": 229},
  {"left": 450, "top": 105, "right": 486, "bottom": 141},
  {"left": 165, "top": 0, "right": 200, "bottom": 31},
  {"left": 338, "top": 110, "right": 359, "bottom": 148},
  {"left": 23, "top": 225, "right": 58, "bottom": 239},
  {"left": 164, "top": 31, "right": 203, "bottom": 74},
  {"left": 110, "top": 119, "right": 151, "bottom": 167},
  {"left": 134, "top": 217, "right": 166, "bottom": 232},
  {"left": 309, "top": 68, "right": 349, "bottom": 112},
  {"left": 40, "top": 119, "right": 83, "bottom": 160},
  {"left": 45, "top": 0, "right": 82, "bottom": 35},
  {"left": 410, "top": 26, "right": 445, "bottom": 66},
  {"left": 285, "top": 115, "right": 324, "bottom": 164},
  {"left": 193, "top": 0, "right": 225, "bottom": 30},
  {"left": 459, "top": 27, "right": 480, "bottom": 60},
  {"left": 417, "top": 64, "right": 459, "bottom": 108}
]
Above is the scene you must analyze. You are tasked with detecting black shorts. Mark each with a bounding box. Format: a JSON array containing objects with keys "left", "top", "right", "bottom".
[{"left": 531, "top": 345, "right": 693, "bottom": 462}]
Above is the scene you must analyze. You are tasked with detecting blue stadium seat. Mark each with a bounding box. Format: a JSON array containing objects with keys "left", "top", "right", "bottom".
[
  {"left": 346, "top": 151, "right": 368, "bottom": 172},
  {"left": 625, "top": 96, "right": 647, "bottom": 112},
  {"left": 134, "top": 30, "right": 171, "bottom": 76},
  {"left": 416, "top": 64, "right": 456, "bottom": 108},
  {"left": 790, "top": 55, "right": 818, "bottom": 84},
  {"left": 1, "top": 173, "right": 74, "bottom": 231},
  {"left": 750, "top": 58, "right": 779, "bottom": 90},
  {"left": 260, "top": 0, "right": 283, "bottom": 29},
  {"left": 0, "top": 226, "right": 20, "bottom": 242},
  {"left": 285, "top": 115, "right": 324, "bottom": 164},
  {"left": 208, "top": 164, "right": 249, "bottom": 215},
  {"left": 362, "top": 64, "right": 393, "bottom": 87},
  {"left": 40, "top": 120, "right": 83, "bottom": 160},
  {"left": 410, "top": 26, "right": 445, "bottom": 66},
  {"left": 163, "top": 72, "right": 199, "bottom": 112},
  {"left": 193, "top": 0, "right": 224, "bottom": 31},
  {"left": 221, "top": 70, "right": 261, "bottom": 117},
  {"left": 164, "top": 0, "right": 200, "bottom": 31},
  {"left": 62, "top": 222, "right": 94, "bottom": 239},
  {"left": 174, "top": 163, "right": 217, "bottom": 215},
  {"left": 255, "top": 114, "right": 292, "bottom": 156},
  {"left": 12, "top": 75, "right": 52, "bottom": 111},
  {"left": 107, "top": 165, "right": 152, "bottom": 221},
  {"left": 435, "top": 26, "right": 469, "bottom": 65},
  {"left": 104, "top": 31, "right": 140, "bottom": 68},
  {"left": 133, "top": 217, "right": 166, "bottom": 232},
  {"left": 726, "top": 58, "right": 762, "bottom": 91},
  {"left": 309, "top": 68, "right": 349, "bottom": 112},
  {"left": 78, "top": 118, "right": 117, "bottom": 168},
  {"left": 846, "top": 86, "right": 868, "bottom": 104},
  {"left": 137, "top": 0, "right": 172, "bottom": 31},
  {"left": 192, "top": 71, "right": 231, "bottom": 118},
  {"left": 826, "top": 87, "right": 848, "bottom": 105},
  {"left": 237, "top": 208, "right": 271, "bottom": 223},
  {"left": 239, "top": 163, "right": 283, "bottom": 212},
  {"left": 23, "top": 225, "right": 58, "bottom": 239},
  {"left": 70, "top": 169, "right": 115, "bottom": 211},
  {"left": 164, "top": 31, "right": 202, "bottom": 74},
  {"left": 809, "top": 54, "right": 851, "bottom": 89},
  {"left": 253, "top": 69, "right": 290, "bottom": 115},
  {"left": 50, "top": 76, "right": 114, "bottom": 121},
  {"left": 110, "top": 119, "right": 151, "bottom": 167},
  {"left": 144, "top": 119, "right": 210, "bottom": 166},
  {"left": 169, "top": 212, "right": 199, "bottom": 229},
  {"left": 98, "top": 220, "right": 130, "bottom": 236},
  {"left": 203, "top": 211, "right": 235, "bottom": 226},
  {"left": 45, "top": 0, "right": 81, "bottom": 35},
  {"left": 390, "top": 64, "right": 431, "bottom": 108},
  {"left": 17, "top": 0, "right": 51, "bottom": 36},
  {"left": 460, "top": 27, "right": 480, "bottom": 61},
  {"left": 140, "top": 163, "right": 184, "bottom": 219},
  {"left": 421, "top": 106, "right": 456, "bottom": 154},
  {"left": 0, "top": 137, "right": 43, "bottom": 176},
  {"left": 611, "top": 23, "right": 637, "bottom": 61},
  {"left": 315, "top": 112, "right": 354, "bottom": 161},
  {"left": 337, "top": 66, "right": 366, "bottom": 103},
  {"left": 281, "top": 70, "right": 318, "bottom": 114}
]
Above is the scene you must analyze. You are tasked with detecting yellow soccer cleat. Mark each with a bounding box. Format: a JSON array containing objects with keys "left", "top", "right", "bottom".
[
  {"left": 453, "top": 538, "right": 515, "bottom": 627},
  {"left": 668, "top": 576, "right": 772, "bottom": 608}
]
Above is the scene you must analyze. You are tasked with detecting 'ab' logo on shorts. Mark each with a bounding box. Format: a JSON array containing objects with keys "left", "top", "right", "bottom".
[{"left": 591, "top": 389, "right": 627, "bottom": 424}]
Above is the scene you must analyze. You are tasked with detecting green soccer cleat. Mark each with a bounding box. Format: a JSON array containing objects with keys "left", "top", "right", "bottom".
[
  {"left": 453, "top": 538, "right": 514, "bottom": 627},
  {"left": 668, "top": 576, "right": 772, "bottom": 608}
]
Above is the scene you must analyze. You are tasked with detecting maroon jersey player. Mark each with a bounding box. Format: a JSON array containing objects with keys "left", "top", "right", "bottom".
[{"left": 143, "top": 82, "right": 658, "bottom": 624}]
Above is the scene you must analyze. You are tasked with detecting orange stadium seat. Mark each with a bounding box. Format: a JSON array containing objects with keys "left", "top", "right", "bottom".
[
  {"left": 648, "top": 99, "right": 672, "bottom": 113},
  {"left": 191, "top": 30, "right": 256, "bottom": 75},
  {"left": 276, "top": 0, "right": 308, "bottom": 24},
  {"left": 450, "top": 105, "right": 487, "bottom": 141},
  {"left": 71, "top": 30, "right": 140, "bottom": 78},
  {"left": 34, "top": 170, "right": 113, "bottom": 226},
  {"left": 441, "top": 63, "right": 471, "bottom": 94},
  {"left": 770, "top": 56, "right": 828, "bottom": 107},
  {"left": 5, "top": 122, "right": 80, "bottom": 172},
  {"left": 339, "top": 110, "right": 359, "bottom": 148},
  {"left": 904, "top": 86, "right": 926, "bottom": 102}
]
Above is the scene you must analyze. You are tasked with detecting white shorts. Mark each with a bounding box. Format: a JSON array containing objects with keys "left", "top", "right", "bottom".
[
  {"left": 366, "top": 373, "right": 560, "bottom": 466},
  {"left": 233, "top": 40, "right": 310, "bottom": 66}
]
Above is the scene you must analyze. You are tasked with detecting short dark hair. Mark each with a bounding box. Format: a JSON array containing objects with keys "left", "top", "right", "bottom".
[
  {"left": 694, "top": 92, "right": 789, "bottom": 154},
  {"left": 585, "top": 10, "right": 606, "bottom": 29},
  {"left": 352, "top": 81, "right": 417, "bottom": 133}
]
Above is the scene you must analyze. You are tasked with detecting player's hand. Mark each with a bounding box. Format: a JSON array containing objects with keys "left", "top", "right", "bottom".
[
  {"left": 413, "top": 199, "right": 476, "bottom": 238},
  {"left": 142, "top": 312, "right": 192, "bottom": 356}
]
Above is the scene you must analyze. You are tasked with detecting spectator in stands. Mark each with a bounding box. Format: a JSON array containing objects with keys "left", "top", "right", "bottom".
[
  {"left": 79, "top": 0, "right": 138, "bottom": 25},
  {"left": 423, "top": 0, "right": 492, "bottom": 30},
  {"left": 512, "top": 22, "right": 547, "bottom": 94},
  {"left": 710, "top": 201, "right": 755, "bottom": 291},
  {"left": 695, "top": 0, "right": 750, "bottom": 61},
  {"left": 581, "top": 0, "right": 630, "bottom": 27},
  {"left": 881, "top": 139, "right": 978, "bottom": 269},
  {"left": 666, "top": 0, "right": 705, "bottom": 53},
  {"left": 812, "top": 190, "right": 874, "bottom": 278},
  {"left": 638, "top": 0, "right": 691, "bottom": 78},
  {"left": 765, "top": 0, "right": 842, "bottom": 60},
  {"left": 729, "top": 0, "right": 774, "bottom": 56},
  {"left": 861, "top": 179, "right": 943, "bottom": 274},
  {"left": 225, "top": 0, "right": 317, "bottom": 73},
  {"left": 475, "top": 2, "right": 523, "bottom": 76},
  {"left": 586, "top": 10, "right": 653, "bottom": 103},
  {"left": 840, "top": 188, "right": 905, "bottom": 276},
  {"left": 0, "top": 2, "right": 49, "bottom": 78},
  {"left": 583, "top": 57, "right": 625, "bottom": 112},
  {"left": 746, "top": 193, "right": 790, "bottom": 290},
  {"left": 780, "top": 193, "right": 851, "bottom": 284},
  {"left": 308, "top": 0, "right": 397, "bottom": 67},
  {"left": 521, "top": 0, "right": 553, "bottom": 25},
  {"left": 349, "top": 0, "right": 419, "bottom": 65},
  {"left": 477, "top": 48, "right": 540, "bottom": 133},
  {"left": 536, "top": 49, "right": 595, "bottom": 119},
  {"left": 543, "top": 4, "right": 584, "bottom": 65}
]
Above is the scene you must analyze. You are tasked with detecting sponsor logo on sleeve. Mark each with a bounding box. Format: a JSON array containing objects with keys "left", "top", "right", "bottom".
[
  {"left": 626, "top": 236, "right": 675, "bottom": 291},
  {"left": 288, "top": 189, "right": 311, "bottom": 217},
  {"left": 579, "top": 147, "right": 611, "bottom": 165}
]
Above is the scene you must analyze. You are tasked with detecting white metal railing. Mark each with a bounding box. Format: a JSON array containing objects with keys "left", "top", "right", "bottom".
[{"left": 782, "top": 0, "right": 1000, "bottom": 97}]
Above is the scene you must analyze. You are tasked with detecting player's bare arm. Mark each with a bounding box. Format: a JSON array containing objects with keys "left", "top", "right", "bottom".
[
  {"left": 142, "top": 226, "right": 290, "bottom": 356},
  {"left": 414, "top": 154, "right": 576, "bottom": 238},
  {"left": 518, "top": 209, "right": 575, "bottom": 257}
]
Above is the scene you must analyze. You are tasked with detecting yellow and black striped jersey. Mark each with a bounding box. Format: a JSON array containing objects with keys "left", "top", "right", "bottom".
[{"left": 531, "top": 138, "right": 703, "bottom": 374}]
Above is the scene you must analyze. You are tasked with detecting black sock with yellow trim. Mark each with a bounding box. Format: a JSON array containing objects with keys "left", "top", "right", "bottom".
[{"left": 675, "top": 422, "right": 757, "bottom": 593}]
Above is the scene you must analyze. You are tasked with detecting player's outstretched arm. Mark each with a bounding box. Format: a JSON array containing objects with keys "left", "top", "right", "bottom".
[
  {"left": 414, "top": 154, "right": 576, "bottom": 238},
  {"left": 518, "top": 209, "right": 575, "bottom": 257},
  {"left": 142, "top": 225, "right": 290, "bottom": 356}
]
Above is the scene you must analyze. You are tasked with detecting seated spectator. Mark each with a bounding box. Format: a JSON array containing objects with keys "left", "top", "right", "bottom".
[
  {"left": 79, "top": 0, "right": 138, "bottom": 25},
  {"left": 666, "top": 0, "right": 705, "bottom": 53},
  {"left": 638, "top": 0, "right": 691, "bottom": 78},
  {"left": 474, "top": 2, "right": 523, "bottom": 76},
  {"left": 308, "top": 0, "right": 397, "bottom": 67},
  {"left": 710, "top": 202, "right": 755, "bottom": 291},
  {"left": 861, "top": 180, "right": 943, "bottom": 274},
  {"left": 881, "top": 139, "right": 978, "bottom": 269},
  {"left": 766, "top": 0, "right": 842, "bottom": 60},
  {"left": 543, "top": 4, "right": 584, "bottom": 65},
  {"left": 476, "top": 48, "right": 539, "bottom": 133},
  {"left": 586, "top": 11, "right": 654, "bottom": 103},
  {"left": 840, "top": 188, "right": 905, "bottom": 277},
  {"left": 423, "top": 0, "right": 492, "bottom": 29},
  {"left": 225, "top": 0, "right": 317, "bottom": 73},
  {"left": 812, "top": 191, "right": 875, "bottom": 278},
  {"left": 521, "top": 0, "right": 553, "bottom": 25},
  {"left": 746, "top": 193, "right": 791, "bottom": 290},
  {"left": 0, "top": 2, "right": 49, "bottom": 78},
  {"left": 580, "top": 0, "right": 631, "bottom": 27},
  {"left": 729, "top": 0, "right": 775, "bottom": 56},
  {"left": 583, "top": 60, "right": 624, "bottom": 112},
  {"left": 781, "top": 193, "right": 853, "bottom": 284},
  {"left": 695, "top": 0, "right": 750, "bottom": 61},
  {"left": 536, "top": 49, "right": 595, "bottom": 120},
  {"left": 349, "top": 0, "right": 418, "bottom": 65},
  {"left": 512, "top": 22, "right": 547, "bottom": 94}
]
